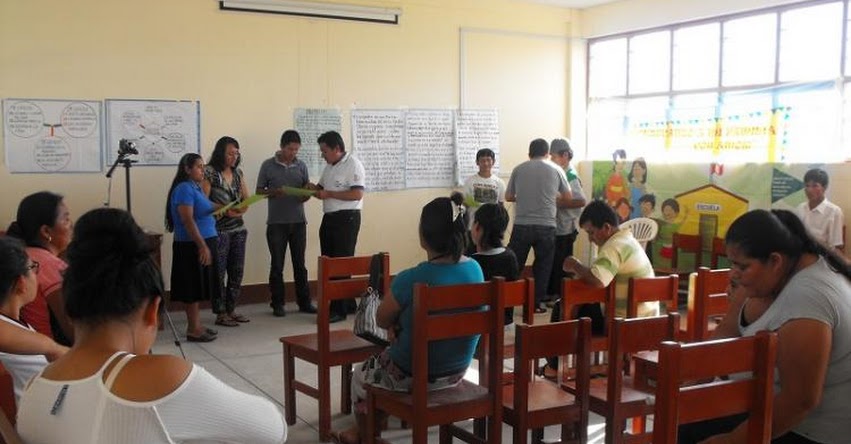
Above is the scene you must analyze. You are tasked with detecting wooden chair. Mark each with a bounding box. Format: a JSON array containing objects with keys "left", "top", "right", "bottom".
[
  {"left": 364, "top": 279, "right": 504, "bottom": 444},
  {"left": 564, "top": 313, "right": 680, "bottom": 444},
  {"left": 653, "top": 331, "right": 777, "bottom": 444},
  {"left": 655, "top": 233, "right": 703, "bottom": 277},
  {"left": 558, "top": 279, "right": 616, "bottom": 379},
  {"left": 476, "top": 277, "right": 535, "bottom": 382},
  {"left": 709, "top": 237, "right": 727, "bottom": 269},
  {"left": 503, "top": 319, "right": 591, "bottom": 444},
  {"left": 685, "top": 268, "right": 730, "bottom": 342},
  {"left": 626, "top": 275, "right": 679, "bottom": 319},
  {"left": 280, "top": 254, "right": 389, "bottom": 442}
]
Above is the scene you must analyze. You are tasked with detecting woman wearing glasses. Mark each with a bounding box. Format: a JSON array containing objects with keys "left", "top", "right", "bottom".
[{"left": 0, "top": 236, "right": 67, "bottom": 403}]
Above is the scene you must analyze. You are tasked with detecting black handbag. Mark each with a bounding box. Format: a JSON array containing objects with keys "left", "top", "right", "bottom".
[{"left": 353, "top": 253, "right": 389, "bottom": 346}]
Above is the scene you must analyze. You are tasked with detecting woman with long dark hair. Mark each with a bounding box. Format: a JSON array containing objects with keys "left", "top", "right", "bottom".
[
  {"left": 681, "top": 209, "right": 851, "bottom": 444},
  {"left": 330, "top": 194, "right": 484, "bottom": 444},
  {"left": 165, "top": 153, "right": 220, "bottom": 342},
  {"left": 17, "top": 208, "right": 286, "bottom": 443},
  {"left": 203, "top": 136, "right": 251, "bottom": 326}
]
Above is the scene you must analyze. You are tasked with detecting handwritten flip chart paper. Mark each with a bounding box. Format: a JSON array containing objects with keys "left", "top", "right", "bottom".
[
  {"left": 3, "top": 98, "right": 102, "bottom": 173},
  {"left": 351, "top": 110, "right": 406, "bottom": 191},
  {"left": 455, "top": 109, "right": 500, "bottom": 185},
  {"left": 294, "top": 108, "right": 342, "bottom": 179},
  {"left": 405, "top": 110, "right": 455, "bottom": 188},
  {"left": 105, "top": 99, "right": 200, "bottom": 166}
]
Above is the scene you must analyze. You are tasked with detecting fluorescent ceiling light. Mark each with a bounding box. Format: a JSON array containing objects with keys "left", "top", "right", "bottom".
[{"left": 219, "top": 0, "right": 402, "bottom": 24}]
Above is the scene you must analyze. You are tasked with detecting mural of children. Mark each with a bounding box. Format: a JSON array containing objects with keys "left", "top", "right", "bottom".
[
  {"left": 604, "top": 149, "right": 628, "bottom": 206},
  {"left": 628, "top": 158, "right": 651, "bottom": 219},
  {"left": 613, "top": 197, "right": 633, "bottom": 223},
  {"left": 638, "top": 194, "right": 656, "bottom": 218},
  {"left": 656, "top": 198, "right": 688, "bottom": 260}
]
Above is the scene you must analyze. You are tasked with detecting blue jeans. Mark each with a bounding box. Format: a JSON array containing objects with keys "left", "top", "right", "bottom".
[
  {"left": 266, "top": 223, "right": 310, "bottom": 308},
  {"left": 508, "top": 224, "right": 556, "bottom": 305}
]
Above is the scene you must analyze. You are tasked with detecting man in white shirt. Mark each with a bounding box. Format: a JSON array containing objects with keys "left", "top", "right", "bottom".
[
  {"left": 462, "top": 148, "right": 505, "bottom": 253},
  {"left": 313, "top": 131, "right": 366, "bottom": 323},
  {"left": 796, "top": 168, "right": 844, "bottom": 253}
]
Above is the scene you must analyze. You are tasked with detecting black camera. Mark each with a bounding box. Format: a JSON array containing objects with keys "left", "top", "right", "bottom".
[{"left": 118, "top": 139, "right": 138, "bottom": 156}]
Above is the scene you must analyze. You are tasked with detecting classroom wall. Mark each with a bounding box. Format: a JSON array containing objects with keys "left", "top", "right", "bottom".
[{"left": 0, "top": 0, "right": 577, "bottom": 285}]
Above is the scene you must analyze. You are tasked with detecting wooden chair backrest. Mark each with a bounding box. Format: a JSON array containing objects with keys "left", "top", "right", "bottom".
[
  {"left": 671, "top": 233, "right": 702, "bottom": 269},
  {"left": 627, "top": 275, "right": 679, "bottom": 318},
  {"left": 560, "top": 279, "right": 616, "bottom": 321},
  {"left": 499, "top": 277, "right": 535, "bottom": 325},
  {"left": 411, "top": 278, "right": 504, "bottom": 409},
  {"left": 607, "top": 313, "right": 680, "bottom": 403},
  {"left": 317, "top": 254, "right": 390, "bottom": 354},
  {"left": 513, "top": 318, "right": 591, "bottom": 421},
  {"left": 687, "top": 268, "right": 730, "bottom": 342},
  {"left": 709, "top": 237, "right": 727, "bottom": 268},
  {"left": 653, "top": 332, "right": 777, "bottom": 444}
]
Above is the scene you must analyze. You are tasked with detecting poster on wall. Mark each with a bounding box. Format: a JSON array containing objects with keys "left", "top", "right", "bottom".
[
  {"left": 2, "top": 98, "right": 102, "bottom": 173},
  {"left": 294, "top": 108, "right": 342, "bottom": 180},
  {"left": 351, "top": 109, "right": 406, "bottom": 191},
  {"left": 405, "top": 109, "right": 455, "bottom": 189},
  {"left": 105, "top": 99, "right": 200, "bottom": 166},
  {"left": 589, "top": 157, "right": 823, "bottom": 268}
]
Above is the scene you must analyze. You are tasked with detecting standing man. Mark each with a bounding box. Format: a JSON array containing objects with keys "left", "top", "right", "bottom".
[
  {"left": 796, "top": 168, "right": 845, "bottom": 254},
  {"left": 314, "top": 130, "right": 366, "bottom": 323},
  {"left": 547, "top": 138, "right": 586, "bottom": 300},
  {"left": 256, "top": 130, "right": 316, "bottom": 317},
  {"left": 506, "top": 138, "right": 571, "bottom": 313},
  {"left": 462, "top": 148, "right": 506, "bottom": 254}
]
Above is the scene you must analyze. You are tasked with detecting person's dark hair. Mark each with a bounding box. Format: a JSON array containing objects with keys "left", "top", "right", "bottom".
[
  {"left": 6, "top": 191, "right": 64, "bottom": 248},
  {"left": 64, "top": 208, "right": 164, "bottom": 324},
  {"left": 726, "top": 209, "right": 851, "bottom": 281},
  {"left": 164, "top": 153, "right": 203, "bottom": 233},
  {"left": 611, "top": 149, "right": 627, "bottom": 171},
  {"left": 208, "top": 136, "right": 241, "bottom": 172},
  {"left": 803, "top": 168, "right": 829, "bottom": 188},
  {"left": 317, "top": 131, "right": 345, "bottom": 153},
  {"left": 550, "top": 138, "right": 573, "bottom": 159},
  {"left": 638, "top": 193, "right": 656, "bottom": 208},
  {"left": 579, "top": 200, "right": 619, "bottom": 229},
  {"left": 627, "top": 158, "right": 648, "bottom": 184},
  {"left": 661, "top": 198, "right": 680, "bottom": 214},
  {"left": 420, "top": 194, "right": 467, "bottom": 262},
  {"left": 528, "top": 138, "right": 549, "bottom": 158},
  {"left": 0, "top": 237, "right": 29, "bottom": 303},
  {"left": 475, "top": 148, "right": 495, "bottom": 162},
  {"left": 474, "top": 203, "right": 510, "bottom": 249},
  {"left": 280, "top": 130, "right": 301, "bottom": 147}
]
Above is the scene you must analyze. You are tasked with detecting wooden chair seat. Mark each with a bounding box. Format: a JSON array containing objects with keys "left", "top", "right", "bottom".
[
  {"left": 371, "top": 379, "right": 489, "bottom": 415},
  {"left": 281, "top": 330, "right": 380, "bottom": 363},
  {"left": 586, "top": 377, "right": 653, "bottom": 408},
  {"left": 502, "top": 380, "right": 577, "bottom": 415}
]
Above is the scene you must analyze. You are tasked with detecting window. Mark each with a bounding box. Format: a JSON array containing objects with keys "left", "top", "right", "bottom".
[
  {"left": 589, "top": 38, "right": 627, "bottom": 97},
  {"left": 628, "top": 31, "right": 671, "bottom": 94},
  {"left": 722, "top": 14, "right": 777, "bottom": 87},
  {"left": 673, "top": 23, "right": 720, "bottom": 90},
  {"left": 779, "top": 2, "right": 843, "bottom": 82}
]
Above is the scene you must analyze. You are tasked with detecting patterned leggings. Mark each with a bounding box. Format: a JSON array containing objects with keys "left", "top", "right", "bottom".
[{"left": 213, "top": 229, "right": 248, "bottom": 314}]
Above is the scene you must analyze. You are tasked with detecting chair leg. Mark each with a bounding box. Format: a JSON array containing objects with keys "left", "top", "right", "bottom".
[
  {"left": 342, "top": 363, "right": 352, "bottom": 414},
  {"left": 605, "top": 416, "right": 625, "bottom": 444},
  {"left": 473, "top": 418, "right": 486, "bottom": 438},
  {"left": 413, "top": 423, "right": 428, "bottom": 444},
  {"left": 282, "top": 345, "right": 296, "bottom": 425},
  {"left": 439, "top": 425, "right": 453, "bottom": 444},
  {"left": 319, "top": 364, "right": 331, "bottom": 442},
  {"left": 532, "top": 428, "right": 544, "bottom": 444}
]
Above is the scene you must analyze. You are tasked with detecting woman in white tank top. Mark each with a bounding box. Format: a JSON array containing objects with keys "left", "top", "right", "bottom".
[{"left": 16, "top": 208, "right": 286, "bottom": 444}]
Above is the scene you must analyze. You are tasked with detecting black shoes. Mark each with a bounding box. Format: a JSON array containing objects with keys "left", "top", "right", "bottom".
[
  {"left": 298, "top": 304, "right": 318, "bottom": 314},
  {"left": 329, "top": 313, "right": 347, "bottom": 324},
  {"left": 271, "top": 304, "right": 286, "bottom": 317}
]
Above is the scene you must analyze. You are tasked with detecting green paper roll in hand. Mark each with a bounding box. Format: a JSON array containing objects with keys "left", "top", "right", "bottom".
[{"left": 279, "top": 186, "right": 317, "bottom": 198}]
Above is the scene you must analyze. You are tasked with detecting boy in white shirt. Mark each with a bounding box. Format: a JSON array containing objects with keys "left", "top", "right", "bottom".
[
  {"left": 796, "top": 168, "right": 845, "bottom": 254},
  {"left": 462, "top": 148, "right": 506, "bottom": 253}
]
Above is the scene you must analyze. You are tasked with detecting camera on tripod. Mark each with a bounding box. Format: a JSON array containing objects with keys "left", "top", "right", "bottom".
[{"left": 118, "top": 139, "right": 138, "bottom": 156}]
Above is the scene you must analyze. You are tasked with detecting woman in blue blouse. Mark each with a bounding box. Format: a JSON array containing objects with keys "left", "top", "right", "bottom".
[{"left": 165, "top": 153, "right": 221, "bottom": 343}]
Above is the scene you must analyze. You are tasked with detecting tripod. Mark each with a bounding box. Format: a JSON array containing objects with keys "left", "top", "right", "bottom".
[{"left": 105, "top": 147, "right": 186, "bottom": 359}]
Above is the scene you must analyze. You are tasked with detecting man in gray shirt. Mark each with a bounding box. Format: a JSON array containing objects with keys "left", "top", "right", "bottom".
[
  {"left": 506, "top": 138, "right": 571, "bottom": 312},
  {"left": 256, "top": 130, "right": 316, "bottom": 317}
]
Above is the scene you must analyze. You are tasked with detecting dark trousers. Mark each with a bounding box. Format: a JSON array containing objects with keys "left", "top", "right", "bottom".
[
  {"left": 267, "top": 223, "right": 310, "bottom": 309},
  {"left": 677, "top": 414, "right": 820, "bottom": 444},
  {"left": 547, "top": 231, "right": 578, "bottom": 297},
  {"left": 215, "top": 229, "right": 248, "bottom": 314},
  {"left": 508, "top": 224, "right": 556, "bottom": 305},
  {"left": 546, "top": 299, "right": 605, "bottom": 369},
  {"left": 319, "top": 210, "right": 361, "bottom": 317}
]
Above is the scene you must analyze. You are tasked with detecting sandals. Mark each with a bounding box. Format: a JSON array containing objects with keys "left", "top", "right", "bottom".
[
  {"left": 229, "top": 313, "right": 250, "bottom": 323},
  {"left": 187, "top": 330, "right": 217, "bottom": 342},
  {"left": 215, "top": 315, "right": 240, "bottom": 327}
]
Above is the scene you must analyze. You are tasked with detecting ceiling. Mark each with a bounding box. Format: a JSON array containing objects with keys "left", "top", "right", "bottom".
[{"left": 521, "top": 0, "right": 624, "bottom": 9}]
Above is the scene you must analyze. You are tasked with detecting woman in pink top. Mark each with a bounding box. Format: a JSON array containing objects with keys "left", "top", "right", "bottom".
[{"left": 6, "top": 191, "right": 74, "bottom": 345}]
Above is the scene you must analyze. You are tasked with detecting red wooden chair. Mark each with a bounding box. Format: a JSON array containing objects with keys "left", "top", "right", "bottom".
[
  {"left": 476, "top": 277, "right": 535, "bottom": 383},
  {"left": 685, "top": 267, "right": 730, "bottom": 342},
  {"left": 364, "top": 279, "right": 504, "bottom": 444},
  {"left": 655, "top": 233, "right": 703, "bottom": 277},
  {"left": 558, "top": 279, "right": 616, "bottom": 379},
  {"left": 653, "top": 331, "right": 777, "bottom": 444},
  {"left": 503, "top": 318, "right": 591, "bottom": 444},
  {"left": 709, "top": 237, "right": 727, "bottom": 269},
  {"left": 626, "top": 275, "right": 679, "bottom": 319},
  {"left": 280, "top": 254, "right": 389, "bottom": 442}
]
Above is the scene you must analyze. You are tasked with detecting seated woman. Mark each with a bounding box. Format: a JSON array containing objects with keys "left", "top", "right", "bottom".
[
  {"left": 17, "top": 208, "right": 287, "bottom": 444},
  {"left": 0, "top": 237, "right": 67, "bottom": 403},
  {"left": 6, "top": 191, "right": 74, "bottom": 345},
  {"left": 469, "top": 202, "right": 520, "bottom": 325},
  {"left": 331, "top": 195, "right": 484, "bottom": 444},
  {"left": 680, "top": 209, "right": 851, "bottom": 444}
]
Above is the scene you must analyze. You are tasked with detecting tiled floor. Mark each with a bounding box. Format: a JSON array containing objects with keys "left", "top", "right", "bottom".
[{"left": 152, "top": 303, "right": 607, "bottom": 443}]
